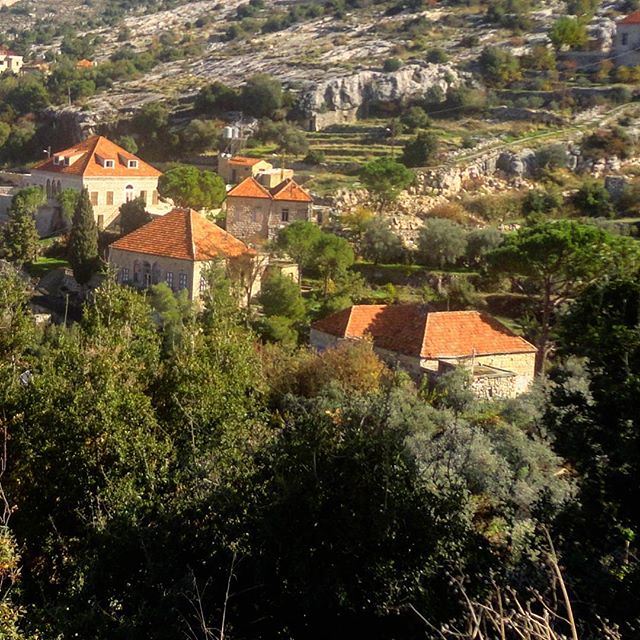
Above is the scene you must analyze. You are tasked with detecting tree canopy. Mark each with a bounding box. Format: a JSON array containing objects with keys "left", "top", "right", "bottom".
[
  {"left": 360, "top": 158, "right": 414, "bottom": 208},
  {"left": 158, "top": 164, "right": 226, "bottom": 209}
]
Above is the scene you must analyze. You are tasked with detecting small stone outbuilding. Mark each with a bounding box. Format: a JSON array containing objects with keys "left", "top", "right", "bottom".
[
  {"left": 225, "top": 177, "right": 313, "bottom": 243},
  {"left": 310, "top": 305, "right": 537, "bottom": 399}
]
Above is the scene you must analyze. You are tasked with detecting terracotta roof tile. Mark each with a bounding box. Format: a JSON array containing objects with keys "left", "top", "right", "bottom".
[
  {"left": 620, "top": 10, "right": 640, "bottom": 23},
  {"left": 228, "top": 156, "right": 264, "bottom": 166},
  {"left": 312, "top": 305, "right": 536, "bottom": 358},
  {"left": 110, "top": 208, "right": 253, "bottom": 261},
  {"left": 32, "top": 135, "right": 161, "bottom": 178},
  {"left": 270, "top": 178, "right": 313, "bottom": 202},
  {"left": 227, "top": 176, "right": 272, "bottom": 199}
]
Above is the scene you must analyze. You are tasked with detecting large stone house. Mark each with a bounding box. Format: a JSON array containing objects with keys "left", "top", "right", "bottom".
[
  {"left": 29, "top": 136, "right": 165, "bottom": 231},
  {"left": 311, "top": 305, "right": 537, "bottom": 398},
  {"left": 108, "top": 207, "right": 259, "bottom": 302},
  {"left": 225, "top": 177, "right": 313, "bottom": 243},
  {"left": 0, "top": 47, "right": 23, "bottom": 75},
  {"left": 614, "top": 11, "right": 640, "bottom": 66}
]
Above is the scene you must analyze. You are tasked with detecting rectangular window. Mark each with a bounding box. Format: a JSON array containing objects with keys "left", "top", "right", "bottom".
[
  {"left": 121, "top": 267, "right": 129, "bottom": 283},
  {"left": 140, "top": 190, "right": 147, "bottom": 203},
  {"left": 106, "top": 191, "right": 114, "bottom": 205},
  {"left": 179, "top": 272, "right": 188, "bottom": 290},
  {"left": 104, "top": 159, "right": 115, "bottom": 168},
  {"left": 97, "top": 214, "right": 104, "bottom": 229},
  {"left": 166, "top": 272, "right": 174, "bottom": 289},
  {"left": 622, "top": 33, "right": 629, "bottom": 46},
  {"left": 90, "top": 191, "right": 99, "bottom": 205},
  {"left": 128, "top": 160, "right": 138, "bottom": 169},
  {"left": 152, "top": 190, "right": 159, "bottom": 205},
  {"left": 281, "top": 208, "right": 289, "bottom": 222}
]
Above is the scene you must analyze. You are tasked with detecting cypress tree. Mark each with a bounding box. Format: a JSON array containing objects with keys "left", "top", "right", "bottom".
[
  {"left": 68, "top": 188, "right": 99, "bottom": 285},
  {"left": 2, "top": 186, "right": 43, "bottom": 264}
]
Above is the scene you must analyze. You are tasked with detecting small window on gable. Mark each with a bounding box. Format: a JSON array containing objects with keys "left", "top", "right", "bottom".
[
  {"left": 63, "top": 157, "right": 70, "bottom": 166},
  {"left": 128, "top": 159, "right": 138, "bottom": 169},
  {"left": 104, "top": 159, "right": 115, "bottom": 168},
  {"left": 53, "top": 156, "right": 60, "bottom": 166}
]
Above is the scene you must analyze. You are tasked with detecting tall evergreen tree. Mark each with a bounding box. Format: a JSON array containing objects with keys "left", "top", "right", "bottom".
[
  {"left": 2, "top": 187, "right": 43, "bottom": 264},
  {"left": 68, "top": 188, "right": 99, "bottom": 285}
]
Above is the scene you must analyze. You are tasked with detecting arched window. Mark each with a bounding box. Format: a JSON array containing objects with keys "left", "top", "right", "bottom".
[
  {"left": 46, "top": 179, "right": 51, "bottom": 199},
  {"left": 133, "top": 260, "right": 141, "bottom": 284},
  {"left": 125, "top": 185, "right": 134, "bottom": 202},
  {"left": 151, "top": 262, "right": 161, "bottom": 285},
  {"left": 57, "top": 180, "right": 62, "bottom": 194},
  {"left": 142, "top": 261, "right": 152, "bottom": 287}
]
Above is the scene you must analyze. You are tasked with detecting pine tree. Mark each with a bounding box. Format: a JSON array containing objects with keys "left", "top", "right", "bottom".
[
  {"left": 68, "top": 188, "right": 99, "bottom": 285},
  {"left": 2, "top": 187, "right": 43, "bottom": 264}
]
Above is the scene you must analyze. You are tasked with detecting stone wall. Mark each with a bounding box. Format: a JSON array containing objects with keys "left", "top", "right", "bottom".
[{"left": 108, "top": 247, "right": 198, "bottom": 300}]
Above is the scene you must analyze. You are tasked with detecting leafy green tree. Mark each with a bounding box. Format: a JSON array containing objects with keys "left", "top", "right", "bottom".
[
  {"left": 549, "top": 16, "right": 588, "bottom": 50},
  {"left": 418, "top": 218, "right": 468, "bottom": 269},
  {"left": 68, "top": 188, "right": 99, "bottom": 285},
  {"left": 258, "top": 120, "right": 309, "bottom": 158},
  {"left": 179, "top": 119, "right": 220, "bottom": 154},
  {"left": 465, "top": 227, "right": 503, "bottom": 267},
  {"left": 0, "top": 122, "right": 10, "bottom": 148},
  {"left": 572, "top": 179, "right": 615, "bottom": 218},
  {"left": 158, "top": 164, "right": 226, "bottom": 209},
  {"left": 276, "top": 220, "right": 323, "bottom": 277},
  {"left": 119, "top": 196, "right": 151, "bottom": 235},
  {"left": 360, "top": 157, "right": 414, "bottom": 209},
  {"left": 240, "top": 73, "right": 283, "bottom": 118},
  {"left": 314, "top": 233, "right": 355, "bottom": 295},
  {"left": 546, "top": 276, "right": 640, "bottom": 629},
  {"left": 150, "top": 281, "right": 195, "bottom": 352},
  {"left": 522, "top": 188, "right": 563, "bottom": 218},
  {"left": 116, "top": 134, "right": 138, "bottom": 154},
  {"left": 360, "top": 216, "right": 405, "bottom": 264},
  {"left": 479, "top": 46, "right": 522, "bottom": 85},
  {"left": 487, "top": 219, "right": 639, "bottom": 372},
  {"left": 400, "top": 106, "right": 430, "bottom": 132},
  {"left": 259, "top": 272, "right": 306, "bottom": 322},
  {"left": 2, "top": 187, "right": 44, "bottom": 264},
  {"left": 56, "top": 188, "right": 79, "bottom": 225},
  {"left": 402, "top": 131, "right": 438, "bottom": 168},
  {"left": 195, "top": 81, "right": 239, "bottom": 114},
  {"left": 0, "top": 264, "right": 37, "bottom": 359},
  {"left": 260, "top": 314, "right": 298, "bottom": 346}
]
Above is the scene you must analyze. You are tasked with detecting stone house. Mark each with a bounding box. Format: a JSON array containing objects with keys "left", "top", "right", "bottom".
[
  {"left": 614, "top": 11, "right": 640, "bottom": 66},
  {"left": 0, "top": 47, "right": 23, "bottom": 75},
  {"left": 218, "top": 155, "right": 273, "bottom": 185},
  {"left": 225, "top": 177, "right": 313, "bottom": 243},
  {"left": 311, "top": 305, "right": 537, "bottom": 399},
  {"left": 28, "top": 136, "right": 167, "bottom": 232},
  {"left": 108, "top": 207, "right": 259, "bottom": 302}
]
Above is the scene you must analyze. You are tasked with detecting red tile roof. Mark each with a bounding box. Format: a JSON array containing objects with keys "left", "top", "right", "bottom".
[
  {"left": 229, "top": 156, "right": 264, "bottom": 166},
  {"left": 0, "top": 47, "right": 18, "bottom": 57},
  {"left": 110, "top": 208, "right": 253, "bottom": 261},
  {"left": 226, "top": 176, "right": 272, "bottom": 199},
  {"left": 620, "top": 10, "right": 640, "bottom": 24},
  {"left": 270, "top": 178, "right": 313, "bottom": 202},
  {"left": 32, "top": 135, "right": 161, "bottom": 178},
  {"left": 227, "top": 176, "right": 312, "bottom": 203},
  {"left": 76, "top": 59, "right": 94, "bottom": 68},
  {"left": 312, "top": 305, "right": 536, "bottom": 358}
]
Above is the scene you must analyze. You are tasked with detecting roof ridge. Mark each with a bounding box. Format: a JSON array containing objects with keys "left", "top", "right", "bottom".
[{"left": 343, "top": 305, "right": 356, "bottom": 337}]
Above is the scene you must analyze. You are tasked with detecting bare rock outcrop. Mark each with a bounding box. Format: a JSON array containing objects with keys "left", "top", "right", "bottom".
[{"left": 299, "top": 63, "right": 466, "bottom": 130}]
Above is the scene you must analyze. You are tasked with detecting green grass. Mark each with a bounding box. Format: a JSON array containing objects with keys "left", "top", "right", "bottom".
[{"left": 27, "top": 256, "right": 69, "bottom": 277}]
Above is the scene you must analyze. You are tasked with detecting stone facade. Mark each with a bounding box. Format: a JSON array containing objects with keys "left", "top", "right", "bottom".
[
  {"left": 226, "top": 195, "right": 312, "bottom": 242},
  {"left": 28, "top": 171, "right": 161, "bottom": 230},
  {"left": 0, "top": 49, "right": 23, "bottom": 75},
  {"left": 614, "top": 19, "right": 640, "bottom": 66}
]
